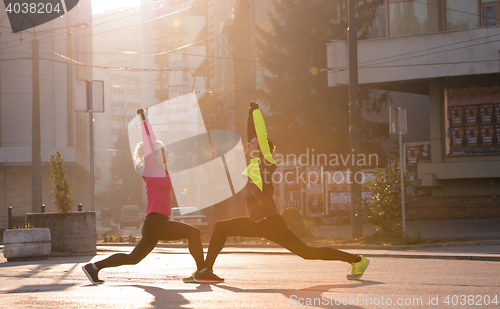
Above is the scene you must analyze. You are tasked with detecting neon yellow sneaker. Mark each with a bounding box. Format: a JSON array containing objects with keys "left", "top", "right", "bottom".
[
  {"left": 347, "top": 256, "right": 369, "bottom": 280},
  {"left": 183, "top": 271, "right": 196, "bottom": 283}
]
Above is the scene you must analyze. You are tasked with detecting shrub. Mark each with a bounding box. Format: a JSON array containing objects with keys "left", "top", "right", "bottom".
[
  {"left": 360, "top": 165, "right": 417, "bottom": 234},
  {"left": 128, "top": 234, "right": 137, "bottom": 243},
  {"left": 49, "top": 151, "right": 74, "bottom": 212}
]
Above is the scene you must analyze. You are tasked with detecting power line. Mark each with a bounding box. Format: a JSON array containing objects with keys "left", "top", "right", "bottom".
[
  {"left": 39, "top": 0, "right": 207, "bottom": 46},
  {"left": 40, "top": 0, "right": 326, "bottom": 68},
  {"left": 0, "top": 0, "right": 198, "bottom": 52}
]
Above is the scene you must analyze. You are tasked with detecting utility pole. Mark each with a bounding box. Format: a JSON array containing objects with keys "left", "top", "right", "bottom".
[
  {"left": 348, "top": 0, "right": 363, "bottom": 238},
  {"left": 75, "top": 80, "right": 104, "bottom": 212},
  {"left": 31, "top": 38, "right": 42, "bottom": 213}
]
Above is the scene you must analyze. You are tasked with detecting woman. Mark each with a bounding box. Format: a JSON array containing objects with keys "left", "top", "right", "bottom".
[
  {"left": 82, "top": 109, "right": 221, "bottom": 284},
  {"left": 203, "top": 103, "right": 369, "bottom": 283}
]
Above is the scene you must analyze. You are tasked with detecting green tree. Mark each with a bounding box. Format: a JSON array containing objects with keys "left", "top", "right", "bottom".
[
  {"left": 49, "top": 151, "right": 74, "bottom": 212},
  {"left": 99, "top": 129, "right": 143, "bottom": 213},
  {"left": 360, "top": 164, "right": 416, "bottom": 234},
  {"left": 255, "top": 0, "right": 388, "bottom": 156}
]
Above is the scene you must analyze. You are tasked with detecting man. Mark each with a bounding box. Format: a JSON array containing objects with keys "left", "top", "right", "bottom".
[{"left": 199, "top": 102, "right": 369, "bottom": 283}]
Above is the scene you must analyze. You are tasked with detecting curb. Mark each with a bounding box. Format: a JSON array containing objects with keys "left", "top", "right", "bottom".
[
  {"left": 92, "top": 239, "right": 500, "bottom": 250},
  {"left": 92, "top": 241, "right": 500, "bottom": 262},
  {"left": 2, "top": 239, "right": 499, "bottom": 251}
]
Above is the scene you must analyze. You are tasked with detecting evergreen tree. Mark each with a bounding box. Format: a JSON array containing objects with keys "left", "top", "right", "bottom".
[
  {"left": 49, "top": 151, "right": 74, "bottom": 212},
  {"left": 99, "top": 129, "right": 143, "bottom": 213},
  {"left": 255, "top": 0, "right": 387, "bottom": 157}
]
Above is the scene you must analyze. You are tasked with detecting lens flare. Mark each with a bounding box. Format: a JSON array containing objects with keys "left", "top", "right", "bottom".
[
  {"left": 172, "top": 19, "right": 181, "bottom": 27},
  {"left": 310, "top": 67, "right": 318, "bottom": 76}
]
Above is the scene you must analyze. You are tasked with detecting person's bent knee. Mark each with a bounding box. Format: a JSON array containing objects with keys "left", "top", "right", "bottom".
[
  {"left": 127, "top": 254, "right": 146, "bottom": 265},
  {"left": 189, "top": 227, "right": 201, "bottom": 239},
  {"left": 295, "top": 246, "right": 317, "bottom": 260},
  {"left": 213, "top": 220, "right": 231, "bottom": 235}
]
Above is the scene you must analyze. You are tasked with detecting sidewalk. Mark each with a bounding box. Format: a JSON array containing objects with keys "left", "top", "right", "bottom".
[{"left": 314, "top": 218, "right": 500, "bottom": 239}]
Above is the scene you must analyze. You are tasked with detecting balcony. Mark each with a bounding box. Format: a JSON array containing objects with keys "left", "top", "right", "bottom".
[{"left": 327, "top": 26, "right": 500, "bottom": 87}]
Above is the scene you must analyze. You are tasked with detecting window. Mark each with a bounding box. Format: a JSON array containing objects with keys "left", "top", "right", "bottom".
[
  {"left": 481, "top": 0, "right": 500, "bottom": 26},
  {"left": 368, "top": 4, "right": 387, "bottom": 38},
  {"left": 389, "top": 0, "right": 429, "bottom": 37},
  {"left": 445, "top": 0, "right": 479, "bottom": 30}
]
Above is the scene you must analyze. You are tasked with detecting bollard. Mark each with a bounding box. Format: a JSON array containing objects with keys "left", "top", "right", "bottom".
[
  {"left": 8, "top": 206, "right": 13, "bottom": 229},
  {"left": 41, "top": 204, "right": 45, "bottom": 213},
  {"left": 78, "top": 204, "right": 83, "bottom": 212}
]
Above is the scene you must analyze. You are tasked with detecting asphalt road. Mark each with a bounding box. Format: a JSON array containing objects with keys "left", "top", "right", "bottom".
[{"left": 1, "top": 246, "right": 499, "bottom": 308}]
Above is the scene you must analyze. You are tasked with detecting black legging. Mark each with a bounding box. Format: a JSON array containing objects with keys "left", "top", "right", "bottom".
[
  {"left": 95, "top": 212, "right": 206, "bottom": 271},
  {"left": 205, "top": 214, "right": 361, "bottom": 270}
]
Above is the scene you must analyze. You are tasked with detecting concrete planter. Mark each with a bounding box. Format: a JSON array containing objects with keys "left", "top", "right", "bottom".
[
  {"left": 27, "top": 212, "right": 96, "bottom": 257},
  {"left": 3, "top": 228, "right": 51, "bottom": 261}
]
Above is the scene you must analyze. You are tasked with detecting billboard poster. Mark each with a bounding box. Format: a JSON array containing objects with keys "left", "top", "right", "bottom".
[
  {"left": 449, "top": 106, "right": 464, "bottom": 127},
  {"left": 405, "top": 145, "right": 419, "bottom": 172},
  {"left": 326, "top": 170, "right": 374, "bottom": 217},
  {"left": 325, "top": 170, "right": 350, "bottom": 216},
  {"left": 465, "top": 126, "right": 479, "bottom": 148},
  {"left": 419, "top": 144, "right": 431, "bottom": 162},
  {"left": 495, "top": 103, "right": 500, "bottom": 124},
  {"left": 281, "top": 165, "right": 302, "bottom": 214},
  {"left": 464, "top": 105, "right": 479, "bottom": 126},
  {"left": 450, "top": 127, "right": 465, "bottom": 149},
  {"left": 446, "top": 85, "right": 500, "bottom": 155},
  {"left": 306, "top": 166, "right": 324, "bottom": 217},
  {"left": 479, "top": 104, "right": 494, "bottom": 126},
  {"left": 496, "top": 124, "right": 500, "bottom": 146},
  {"left": 480, "top": 125, "right": 495, "bottom": 147}
]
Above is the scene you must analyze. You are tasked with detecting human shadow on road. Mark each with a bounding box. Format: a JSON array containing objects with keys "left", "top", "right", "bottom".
[
  {"left": 0, "top": 256, "right": 93, "bottom": 280},
  {"left": 111, "top": 284, "right": 214, "bottom": 308},
  {"left": 300, "top": 280, "right": 384, "bottom": 292},
  {"left": 3, "top": 283, "right": 76, "bottom": 294},
  {"left": 215, "top": 280, "right": 382, "bottom": 308},
  {"left": 0, "top": 255, "right": 92, "bottom": 268}
]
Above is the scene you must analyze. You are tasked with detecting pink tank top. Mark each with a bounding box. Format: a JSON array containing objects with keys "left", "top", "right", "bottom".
[{"left": 144, "top": 174, "right": 172, "bottom": 217}]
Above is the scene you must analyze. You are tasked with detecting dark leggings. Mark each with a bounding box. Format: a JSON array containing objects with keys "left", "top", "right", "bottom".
[
  {"left": 95, "top": 213, "right": 206, "bottom": 271},
  {"left": 205, "top": 215, "right": 360, "bottom": 270}
]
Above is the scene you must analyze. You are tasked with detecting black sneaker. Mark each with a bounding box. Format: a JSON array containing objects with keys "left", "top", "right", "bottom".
[
  {"left": 193, "top": 268, "right": 224, "bottom": 283},
  {"left": 82, "top": 263, "right": 104, "bottom": 284},
  {"left": 183, "top": 271, "right": 196, "bottom": 283}
]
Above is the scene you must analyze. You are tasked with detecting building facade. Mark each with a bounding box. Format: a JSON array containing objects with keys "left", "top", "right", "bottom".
[
  {"left": 328, "top": 0, "right": 500, "bottom": 219},
  {"left": 0, "top": 2, "right": 95, "bottom": 216}
]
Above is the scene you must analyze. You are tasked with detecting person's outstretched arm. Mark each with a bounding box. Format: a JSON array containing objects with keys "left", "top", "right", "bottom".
[
  {"left": 247, "top": 103, "right": 275, "bottom": 165},
  {"left": 138, "top": 109, "right": 165, "bottom": 177}
]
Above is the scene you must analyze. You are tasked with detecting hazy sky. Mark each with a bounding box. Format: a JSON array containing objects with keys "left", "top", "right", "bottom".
[{"left": 91, "top": 0, "right": 141, "bottom": 15}]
